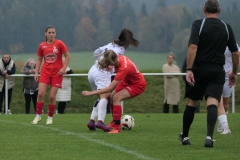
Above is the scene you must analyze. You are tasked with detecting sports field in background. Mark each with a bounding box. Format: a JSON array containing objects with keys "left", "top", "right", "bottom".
[
  {"left": 1, "top": 114, "right": 240, "bottom": 160},
  {"left": 11, "top": 52, "right": 169, "bottom": 71}
]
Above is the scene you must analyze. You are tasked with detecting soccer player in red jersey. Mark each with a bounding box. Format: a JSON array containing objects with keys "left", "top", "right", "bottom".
[
  {"left": 82, "top": 50, "right": 146, "bottom": 134},
  {"left": 31, "top": 25, "right": 70, "bottom": 125}
]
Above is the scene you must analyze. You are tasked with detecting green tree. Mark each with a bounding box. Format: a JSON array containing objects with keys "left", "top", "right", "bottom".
[
  {"left": 139, "top": 2, "right": 148, "bottom": 17},
  {"left": 73, "top": 17, "right": 97, "bottom": 51},
  {"left": 95, "top": 18, "right": 113, "bottom": 47}
]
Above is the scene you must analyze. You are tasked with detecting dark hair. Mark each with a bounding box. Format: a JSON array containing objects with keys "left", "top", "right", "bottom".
[
  {"left": 45, "top": 25, "right": 55, "bottom": 42},
  {"left": 2, "top": 53, "right": 10, "bottom": 58},
  {"left": 204, "top": 0, "right": 220, "bottom": 13},
  {"left": 98, "top": 50, "right": 118, "bottom": 70},
  {"left": 113, "top": 28, "right": 139, "bottom": 49}
]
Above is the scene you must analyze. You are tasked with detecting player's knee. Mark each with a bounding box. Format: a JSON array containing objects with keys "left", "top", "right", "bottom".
[{"left": 112, "top": 95, "right": 122, "bottom": 104}]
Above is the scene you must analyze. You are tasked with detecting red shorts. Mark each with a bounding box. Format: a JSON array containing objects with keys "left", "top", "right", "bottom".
[
  {"left": 115, "top": 81, "right": 146, "bottom": 98},
  {"left": 39, "top": 73, "right": 63, "bottom": 88}
]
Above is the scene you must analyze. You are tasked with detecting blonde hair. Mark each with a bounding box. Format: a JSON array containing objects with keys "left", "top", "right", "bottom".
[
  {"left": 98, "top": 50, "right": 118, "bottom": 70},
  {"left": 167, "top": 52, "right": 175, "bottom": 59}
]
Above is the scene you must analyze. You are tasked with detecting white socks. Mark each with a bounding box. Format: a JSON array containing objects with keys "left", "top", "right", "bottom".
[
  {"left": 90, "top": 100, "right": 99, "bottom": 120},
  {"left": 218, "top": 115, "right": 228, "bottom": 128},
  {"left": 97, "top": 98, "right": 108, "bottom": 122}
]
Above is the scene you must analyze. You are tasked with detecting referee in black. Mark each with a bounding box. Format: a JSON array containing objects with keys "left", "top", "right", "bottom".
[{"left": 179, "top": 0, "right": 239, "bottom": 147}]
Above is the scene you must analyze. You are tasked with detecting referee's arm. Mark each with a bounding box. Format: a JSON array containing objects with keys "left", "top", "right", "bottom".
[{"left": 186, "top": 44, "right": 197, "bottom": 69}]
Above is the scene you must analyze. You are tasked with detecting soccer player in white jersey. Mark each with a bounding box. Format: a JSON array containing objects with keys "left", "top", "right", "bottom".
[
  {"left": 217, "top": 44, "right": 240, "bottom": 134},
  {"left": 86, "top": 28, "right": 139, "bottom": 132}
]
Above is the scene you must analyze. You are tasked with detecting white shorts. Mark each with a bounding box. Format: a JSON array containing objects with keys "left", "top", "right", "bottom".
[
  {"left": 88, "top": 64, "right": 111, "bottom": 91},
  {"left": 223, "top": 77, "right": 232, "bottom": 98}
]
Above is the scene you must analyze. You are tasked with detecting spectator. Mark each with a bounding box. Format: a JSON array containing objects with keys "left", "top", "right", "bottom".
[
  {"left": 0, "top": 53, "right": 16, "bottom": 114},
  {"left": 21, "top": 58, "right": 39, "bottom": 114},
  {"left": 56, "top": 58, "right": 73, "bottom": 114},
  {"left": 182, "top": 57, "right": 200, "bottom": 113},
  {"left": 179, "top": 0, "right": 239, "bottom": 148},
  {"left": 31, "top": 25, "right": 70, "bottom": 125},
  {"left": 162, "top": 52, "right": 181, "bottom": 113}
]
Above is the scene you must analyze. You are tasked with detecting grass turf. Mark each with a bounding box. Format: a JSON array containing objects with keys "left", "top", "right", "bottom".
[{"left": 0, "top": 113, "right": 239, "bottom": 160}]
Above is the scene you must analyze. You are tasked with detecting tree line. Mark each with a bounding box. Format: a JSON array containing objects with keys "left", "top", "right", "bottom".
[{"left": 0, "top": 0, "right": 239, "bottom": 64}]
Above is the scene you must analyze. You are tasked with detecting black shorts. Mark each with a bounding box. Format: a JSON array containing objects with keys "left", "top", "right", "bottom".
[{"left": 185, "top": 64, "right": 225, "bottom": 102}]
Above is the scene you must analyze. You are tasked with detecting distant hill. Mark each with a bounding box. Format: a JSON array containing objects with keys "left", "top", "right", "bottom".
[{"left": 128, "top": 0, "right": 240, "bottom": 13}]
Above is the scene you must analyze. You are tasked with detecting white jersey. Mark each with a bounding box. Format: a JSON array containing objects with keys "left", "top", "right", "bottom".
[
  {"left": 224, "top": 44, "right": 240, "bottom": 77},
  {"left": 93, "top": 43, "right": 125, "bottom": 64},
  {"left": 88, "top": 43, "right": 125, "bottom": 90}
]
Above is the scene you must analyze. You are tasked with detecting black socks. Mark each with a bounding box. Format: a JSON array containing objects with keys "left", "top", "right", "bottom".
[
  {"left": 207, "top": 104, "right": 218, "bottom": 138},
  {"left": 182, "top": 105, "right": 196, "bottom": 138}
]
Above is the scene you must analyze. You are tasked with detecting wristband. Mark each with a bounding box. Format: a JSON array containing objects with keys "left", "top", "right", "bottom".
[{"left": 186, "top": 68, "right": 192, "bottom": 71}]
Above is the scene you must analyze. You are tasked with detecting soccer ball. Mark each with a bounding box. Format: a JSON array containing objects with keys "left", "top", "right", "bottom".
[{"left": 121, "top": 115, "right": 135, "bottom": 130}]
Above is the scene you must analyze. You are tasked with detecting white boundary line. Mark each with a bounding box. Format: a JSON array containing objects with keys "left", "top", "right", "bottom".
[{"left": 0, "top": 119, "right": 158, "bottom": 160}]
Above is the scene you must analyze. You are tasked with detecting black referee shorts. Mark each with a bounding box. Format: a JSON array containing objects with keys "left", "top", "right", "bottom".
[{"left": 185, "top": 65, "right": 225, "bottom": 102}]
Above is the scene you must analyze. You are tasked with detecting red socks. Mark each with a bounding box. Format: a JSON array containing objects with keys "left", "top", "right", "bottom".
[
  {"left": 110, "top": 104, "right": 114, "bottom": 116},
  {"left": 36, "top": 102, "right": 44, "bottom": 115},
  {"left": 113, "top": 105, "right": 122, "bottom": 130},
  {"left": 36, "top": 102, "right": 56, "bottom": 117},
  {"left": 48, "top": 104, "right": 56, "bottom": 117}
]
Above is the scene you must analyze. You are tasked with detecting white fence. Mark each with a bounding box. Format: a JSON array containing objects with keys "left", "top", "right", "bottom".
[{"left": 3, "top": 73, "right": 237, "bottom": 114}]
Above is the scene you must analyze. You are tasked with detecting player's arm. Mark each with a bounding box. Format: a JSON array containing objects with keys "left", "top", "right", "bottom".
[
  {"left": 35, "top": 56, "right": 42, "bottom": 81},
  {"left": 35, "top": 56, "right": 42, "bottom": 74},
  {"left": 62, "top": 51, "right": 70, "bottom": 71},
  {"left": 82, "top": 80, "right": 120, "bottom": 96},
  {"left": 231, "top": 51, "right": 239, "bottom": 74}
]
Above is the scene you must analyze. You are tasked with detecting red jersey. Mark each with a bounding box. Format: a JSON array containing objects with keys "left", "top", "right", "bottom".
[
  {"left": 37, "top": 39, "right": 68, "bottom": 75},
  {"left": 114, "top": 55, "right": 146, "bottom": 86}
]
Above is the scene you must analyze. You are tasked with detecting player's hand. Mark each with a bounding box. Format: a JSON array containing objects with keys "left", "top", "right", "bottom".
[
  {"left": 228, "top": 70, "right": 232, "bottom": 76},
  {"left": 82, "top": 91, "right": 91, "bottom": 96},
  {"left": 58, "top": 68, "right": 65, "bottom": 75},
  {"left": 186, "top": 71, "right": 195, "bottom": 86},
  {"left": 34, "top": 73, "right": 39, "bottom": 82},
  {"left": 229, "top": 73, "right": 237, "bottom": 87}
]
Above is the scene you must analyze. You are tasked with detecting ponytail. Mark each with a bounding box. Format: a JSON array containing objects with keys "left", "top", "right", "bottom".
[{"left": 113, "top": 28, "right": 139, "bottom": 49}]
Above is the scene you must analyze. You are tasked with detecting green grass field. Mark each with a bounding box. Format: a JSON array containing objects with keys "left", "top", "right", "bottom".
[
  {"left": 1, "top": 114, "right": 240, "bottom": 160},
  {"left": 11, "top": 51, "right": 169, "bottom": 70}
]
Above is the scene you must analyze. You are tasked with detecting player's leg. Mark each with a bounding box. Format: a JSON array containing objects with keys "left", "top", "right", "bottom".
[
  {"left": 31, "top": 83, "right": 48, "bottom": 124},
  {"left": 220, "top": 96, "right": 231, "bottom": 134},
  {"left": 46, "top": 86, "right": 59, "bottom": 124},
  {"left": 109, "top": 83, "right": 146, "bottom": 134},
  {"left": 108, "top": 89, "right": 131, "bottom": 133},
  {"left": 217, "top": 78, "right": 232, "bottom": 134},
  {"left": 96, "top": 93, "right": 111, "bottom": 132}
]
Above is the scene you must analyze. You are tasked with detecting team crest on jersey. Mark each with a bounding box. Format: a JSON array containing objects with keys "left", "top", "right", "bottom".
[
  {"left": 45, "top": 53, "right": 58, "bottom": 63},
  {"left": 53, "top": 46, "right": 58, "bottom": 53}
]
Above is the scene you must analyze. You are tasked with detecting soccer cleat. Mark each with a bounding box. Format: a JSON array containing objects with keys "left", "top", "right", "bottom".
[
  {"left": 204, "top": 136, "right": 214, "bottom": 148},
  {"left": 31, "top": 116, "right": 41, "bottom": 124},
  {"left": 46, "top": 118, "right": 53, "bottom": 125},
  {"left": 179, "top": 132, "right": 191, "bottom": 145},
  {"left": 96, "top": 121, "right": 111, "bottom": 132},
  {"left": 221, "top": 126, "right": 231, "bottom": 134},
  {"left": 108, "top": 128, "right": 121, "bottom": 134},
  {"left": 87, "top": 120, "right": 96, "bottom": 131},
  {"left": 217, "top": 123, "right": 223, "bottom": 133},
  {"left": 107, "top": 121, "right": 114, "bottom": 129}
]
